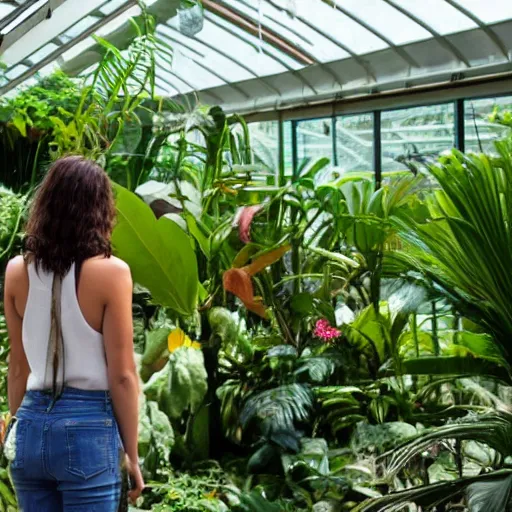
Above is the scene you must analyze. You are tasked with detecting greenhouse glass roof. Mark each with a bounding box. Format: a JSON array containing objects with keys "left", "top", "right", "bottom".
[{"left": 0, "top": 0, "right": 511, "bottom": 114}]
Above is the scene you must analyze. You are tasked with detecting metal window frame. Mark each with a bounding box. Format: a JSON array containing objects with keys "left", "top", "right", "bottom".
[{"left": 291, "top": 119, "right": 298, "bottom": 180}]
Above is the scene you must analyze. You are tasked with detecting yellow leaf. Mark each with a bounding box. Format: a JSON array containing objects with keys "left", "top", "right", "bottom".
[
  {"left": 168, "top": 328, "right": 201, "bottom": 352},
  {"left": 168, "top": 328, "right": 190, "bottom": 353},
  {"left": 168, "top": 490, "right": 180, "bottom": 501}
]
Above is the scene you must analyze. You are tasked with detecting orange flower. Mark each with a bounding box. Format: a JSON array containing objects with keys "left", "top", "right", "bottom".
[{"left": 223, "top": 244, "right": 290, "bottom": 319}]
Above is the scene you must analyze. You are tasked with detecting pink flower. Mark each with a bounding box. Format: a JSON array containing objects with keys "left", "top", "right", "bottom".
[
  {"left": 236, "top": 205, "right": 263, "bottom": 244},
  {"left": 314, "top": 319, "right": 341, "bottom": 342}
]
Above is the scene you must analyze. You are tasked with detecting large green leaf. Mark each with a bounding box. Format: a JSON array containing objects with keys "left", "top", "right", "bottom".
[
  {"left": 167, "top": 347, "right": 208, "bottom": 419},
  {"left": 112, "top": 183, "right": 198, "bottom": 315},
  {"left": 353, "top": 470, "right": 512, "bottom": 512}
]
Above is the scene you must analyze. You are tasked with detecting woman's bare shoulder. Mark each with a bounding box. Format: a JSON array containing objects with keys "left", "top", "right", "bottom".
[
  {"left": 82, "top": 256, "right": 132, "bottom": 283},
  {"left": 5, "top": 255, "right": 26, "bottom": 281},
  {"left": 4, "top": 256, "right": 28, "bottom": 300}
]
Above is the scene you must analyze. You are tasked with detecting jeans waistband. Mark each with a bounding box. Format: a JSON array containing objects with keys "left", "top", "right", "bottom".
[
  {"left": 27, "top": 387, "right": 110, "bottom": 400},
  {"left": 21, "top": 387, "right": 112, "bottom": 414}
]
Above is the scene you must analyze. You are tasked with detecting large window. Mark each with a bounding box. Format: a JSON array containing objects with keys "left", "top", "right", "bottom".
[
  {"left": 248, "top": 121, "right": 279, "bottom": 172},
  {"left": 465, "top": 96, "right": 512, "bottom": 154},
  {"left": 247, "top": 94, "right": 512, "bottom": 185},
  {"left": 296, "top": 118, "right": 333, "bottom": 166},
  {"left": 335, "top": 113, "right": 374, "bottom": 173},
  {"left": 381, "top": 104, "right": 455, "bottom": 172}
]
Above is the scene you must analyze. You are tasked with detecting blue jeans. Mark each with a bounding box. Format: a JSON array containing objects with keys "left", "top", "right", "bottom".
[{"left": 9, "top": 387, "right": 123, "bottom": 512}]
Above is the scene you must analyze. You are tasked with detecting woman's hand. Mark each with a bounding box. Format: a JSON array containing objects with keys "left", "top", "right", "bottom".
[{"left": 126, "top": 455, "right": 144, "bottom": 503}]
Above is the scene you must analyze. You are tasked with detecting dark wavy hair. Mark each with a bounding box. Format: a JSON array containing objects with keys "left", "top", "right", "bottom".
[{"left": 24, "top": 156, "right": 115, "bottom": 276}]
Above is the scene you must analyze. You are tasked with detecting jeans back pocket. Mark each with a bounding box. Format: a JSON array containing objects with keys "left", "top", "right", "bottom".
[{"left": 65, "top": 419, "right": 114, "bottom": 480}]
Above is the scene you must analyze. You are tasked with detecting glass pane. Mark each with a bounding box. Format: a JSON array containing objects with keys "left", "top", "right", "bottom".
[
  {"left": 28, "top": 43, "right": 59, "bottom": 64},
  {"left": 6, "top": 64, "right": 28, "bottom": 80},
  {"left": 391, "top": 0, "right": 476, "bottom": 35},
  {"left": 0, "top": 4, "right": 15, "bottom": 20},
  {"left": 335, "top": 0, "right": 431, "bottom": 45},
  {"left": 193, "top": 18, "right": 289, "bottom": 77},
  {"left": 61, "top": 15, "right": 99, "bottom": 40},
  {"left": 202, "top": 12, "right": 300, "bottom": 71},
  {"left": 96, "top": 6, "right": 140, "bottom": 36},
  {"left": 249, "top": 121, "right": 279, "bottom": 173},
  {"left": 99, "top": 0, "right": 127, "bottom": 15},
  {"left": 456, "top": 0, "right": 512, "bottom": 23},
  {"left": 381, "top": 104, "right": 455, "bottom": 173},
  {"left": 306, "top": 1, "right": 386, "bottom": 56},
  {"left": 336, "top": 113, "right": 374, "bottom": 172},
  {"left": 220, "top": 0, "right": 348, "bottom": 62},
  {"left": 283, "top": 121, "right": 293, "bottom": 177},
  {"left": 296, "top": 118, "right": 333, "bottom": 168},
  {"left": 465, "top": 96, "right": 512, "bottom": 154}
]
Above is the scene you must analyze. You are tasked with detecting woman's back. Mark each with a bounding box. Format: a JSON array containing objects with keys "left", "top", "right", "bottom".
[{"left": 23, "top": 258, "right": 109, "bottom": 391}]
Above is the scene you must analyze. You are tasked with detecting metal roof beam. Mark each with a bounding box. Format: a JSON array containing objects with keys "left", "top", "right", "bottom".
[{"left": 444, "top": 0, "right": 510, "bottom": 60}]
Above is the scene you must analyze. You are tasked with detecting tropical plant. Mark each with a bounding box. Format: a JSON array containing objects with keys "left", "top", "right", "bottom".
[
  {"left": 389, "top": 139, "right": 512, "bottom": 372},
  {"left": 0, "top": 187, "right": 28, "bottom": 271},
  {"left": 112, "top": 183, "right": 199, "bottom": 316}
]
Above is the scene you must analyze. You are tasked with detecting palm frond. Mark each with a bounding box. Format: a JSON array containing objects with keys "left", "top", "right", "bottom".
[
  {"left": 240, "top": 383, "right": 313, "bottom": 436},
  {"left": 353, "top": 469, "right": 512, "bottom": 512},
  {"left": 391, "top": 141, "right": 512, "bottom": 363},
  {"left": 381, "top": 411, "right": 512, "bottom": 476}
]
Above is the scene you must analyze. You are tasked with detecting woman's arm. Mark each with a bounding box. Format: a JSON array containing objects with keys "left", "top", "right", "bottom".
[
  {"left": 4, "top": 257, "right": 30, "bottom": 415},
  {"left": 101, "top": 258, "right": 144, "bottom": 500}
]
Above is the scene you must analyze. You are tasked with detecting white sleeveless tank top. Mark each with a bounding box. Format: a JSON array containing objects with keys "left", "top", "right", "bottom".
[{"left": 22, "top": 262, "right": 109, "bottom": 391}]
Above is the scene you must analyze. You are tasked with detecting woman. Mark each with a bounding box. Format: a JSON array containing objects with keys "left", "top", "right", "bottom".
[{"left": 2, "top": 156, "right": 144, "bottom": 511}]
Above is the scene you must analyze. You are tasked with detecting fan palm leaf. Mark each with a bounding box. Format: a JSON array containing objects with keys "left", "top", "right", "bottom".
[
  {"left": 391, "top": 139, "right": 512, "bottom": 365},
  {"left": 353, "top": 469, "right": 512, "bottom": 512}
]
